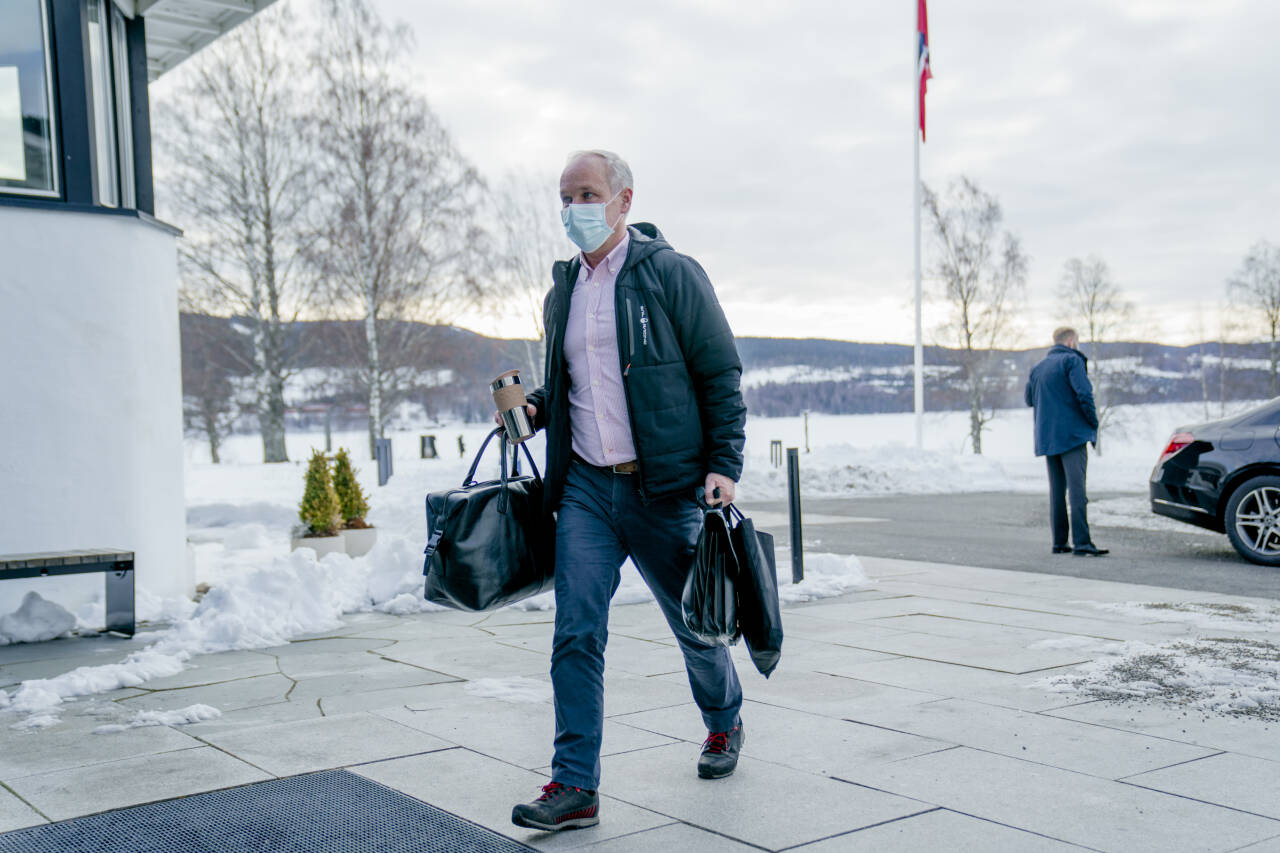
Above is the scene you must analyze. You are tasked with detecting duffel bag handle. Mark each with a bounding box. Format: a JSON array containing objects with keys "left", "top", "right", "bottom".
[{"left": 463, "top": 427, "right": 544, "bottom": 491}]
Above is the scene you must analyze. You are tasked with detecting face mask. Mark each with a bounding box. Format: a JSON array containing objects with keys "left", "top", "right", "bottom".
[{"left": 561, "top": 189, "right": 623, "bottom": 252}]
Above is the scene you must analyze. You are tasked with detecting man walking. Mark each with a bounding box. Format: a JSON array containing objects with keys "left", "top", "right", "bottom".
[
  {"left": 507, "top": 150, "right": 747, "bottom": 832},
  {"left": 1025, "top": 327, "right": 1108, "bottom": 557}
]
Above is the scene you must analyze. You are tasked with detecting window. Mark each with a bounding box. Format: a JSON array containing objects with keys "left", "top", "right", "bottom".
[
  {"left": 0, "top": 0, "right": 58, "bottom": 197},
  {"left": 110, "top": 6, "right": 135, "bottom": 209},
  {"left": 87, "top": 0, "right": 119, "bottom": 207}
]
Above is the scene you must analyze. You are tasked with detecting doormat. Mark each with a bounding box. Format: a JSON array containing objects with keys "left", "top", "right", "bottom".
[{"left": 0, "top": 769, "right": 536, "bottom": 852}]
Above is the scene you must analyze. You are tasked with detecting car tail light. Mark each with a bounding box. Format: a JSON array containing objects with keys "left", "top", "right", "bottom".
[{"left": 1159, "top": 432, "right": 1194, "bottom": 462}]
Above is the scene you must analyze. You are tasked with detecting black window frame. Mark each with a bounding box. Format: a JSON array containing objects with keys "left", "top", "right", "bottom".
[
  {"left": 0, "top": 0, "right": 61, "bottom": 199},
  {"left": 0, "top": 0, "right": 155, "bottom": 217}
]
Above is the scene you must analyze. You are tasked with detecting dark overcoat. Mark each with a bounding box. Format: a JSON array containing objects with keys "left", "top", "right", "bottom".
[{"left": 1024, "top": 344, "right": 1099, "bottom": 457}]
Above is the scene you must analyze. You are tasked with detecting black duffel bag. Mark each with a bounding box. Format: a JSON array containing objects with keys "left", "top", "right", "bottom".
[{"left": 422, "top": 427, "right": 555, "bottom": 611}]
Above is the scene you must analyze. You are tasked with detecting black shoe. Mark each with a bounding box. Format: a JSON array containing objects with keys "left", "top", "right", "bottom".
[
  {"left": 1052, "top": 545, "right": 1072, "bottom": 554},
  {"left": 698, "top": 722, "right": 744, "bottom": 779},
  {"left": 511, "top": 782, "right": 599, "bottom": 831},
  {"left": 1073, "top": 544, "right": 1110, "bottom": 556}
]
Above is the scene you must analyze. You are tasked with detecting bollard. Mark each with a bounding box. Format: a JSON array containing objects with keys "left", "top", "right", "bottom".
[
  {"left": 420, "top": 434, "right": 438, "bottom": 459},
  {"left": 324, "top": 408, "right": 332, "bottom": 453},
  {"left": 787, "top": 447, "right": 803, "bottom": 583},
  {"left": 375, "top": 438, "right": 393, "bottom": 486},
  {"left": 803, "top": 411, "right": 810, "bottom": 453},
  {"left": 457, "top": 435, "right": 466, "bottom": 458},
  {"left": 770, "top": 439, "right": 783, "bottom": 467}
]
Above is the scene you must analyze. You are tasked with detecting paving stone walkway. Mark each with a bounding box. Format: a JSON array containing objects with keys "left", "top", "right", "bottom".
[{"left": 2, "top": 555, "right": 1279, "bottom": 851}]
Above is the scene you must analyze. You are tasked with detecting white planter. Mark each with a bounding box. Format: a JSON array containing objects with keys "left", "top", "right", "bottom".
[
  {"left": 290, "top": 534, "right": 346, "bottom": 556},
  {"left": 341, "top": 526, "right": 377, "bottom": 557}
]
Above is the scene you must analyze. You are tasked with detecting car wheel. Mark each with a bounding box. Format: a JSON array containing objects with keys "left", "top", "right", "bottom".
[{"left": 1224, "top": 475, "right": 1280, "bottom": 566}]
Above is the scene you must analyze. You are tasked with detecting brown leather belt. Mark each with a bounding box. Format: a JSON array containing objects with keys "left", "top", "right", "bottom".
[{"left": 573, "top": 452, "right": 638, "bottom": 475}]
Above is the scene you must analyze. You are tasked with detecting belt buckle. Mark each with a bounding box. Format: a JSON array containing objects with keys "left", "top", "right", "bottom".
[{"left": 611, "top": 461, "right": 638, "bottom": 474}]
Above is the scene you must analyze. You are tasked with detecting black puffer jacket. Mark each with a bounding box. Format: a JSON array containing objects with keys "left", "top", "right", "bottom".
[{"left": 526, "top": 223, "right": 746, "bottom": 512}]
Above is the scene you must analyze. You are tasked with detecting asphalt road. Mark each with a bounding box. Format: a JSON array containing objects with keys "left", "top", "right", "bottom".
[{"left": 739, "top": 491, "right": 1280, "bottom": 600}]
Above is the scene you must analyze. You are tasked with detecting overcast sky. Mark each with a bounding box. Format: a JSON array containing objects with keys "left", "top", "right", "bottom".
[{"left": 358, "top": 2, "right": 1279, "bottom": 344}]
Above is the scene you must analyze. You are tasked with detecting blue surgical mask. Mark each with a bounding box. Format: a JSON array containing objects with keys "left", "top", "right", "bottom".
[{"left": 561, "top": 189, "right": 623, "bottom": 252}]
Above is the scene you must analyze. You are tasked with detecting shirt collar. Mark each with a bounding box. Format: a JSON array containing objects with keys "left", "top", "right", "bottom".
[{"left": 581, "top": 233, "right": 630, "bottom": 277}]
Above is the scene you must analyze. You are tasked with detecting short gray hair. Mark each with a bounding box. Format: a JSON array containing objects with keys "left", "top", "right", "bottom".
[
  {"left": 1053, "top": 327, "right": 1077, "bottom": 346},
  {"left": 567, "top": 150, "right": 633, "bottom": 194}
]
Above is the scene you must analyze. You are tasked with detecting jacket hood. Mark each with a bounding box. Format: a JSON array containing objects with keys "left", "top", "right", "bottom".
[
  {"left": 623, "top": 222, "right": 670, "bottom": 266},
  {"left": 1049, "top": 343, "right": 1087, "bottom": 364}
]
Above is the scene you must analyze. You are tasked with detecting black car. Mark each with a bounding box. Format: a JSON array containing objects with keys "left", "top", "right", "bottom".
[{"left": 1151, "top": 398, "right": 1280, "bottom": 565}]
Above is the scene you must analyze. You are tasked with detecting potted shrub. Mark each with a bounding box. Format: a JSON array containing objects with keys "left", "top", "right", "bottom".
[
  {"left": 333, "top": 447, "right": 376, "bottom": 557},
  {"left": 291, "top": 449, "right": 346, "bottom": 556}
]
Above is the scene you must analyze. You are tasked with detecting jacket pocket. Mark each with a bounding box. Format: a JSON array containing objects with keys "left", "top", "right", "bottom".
[{"left": 625, "top": 298, "right": 637, "bottom": 361}]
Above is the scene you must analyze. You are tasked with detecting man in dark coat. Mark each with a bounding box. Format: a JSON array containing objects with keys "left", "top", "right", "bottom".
[
  {"left": 506, "top": 150, "right": 747, "bottom": 832},
  {"left": 1025, "top": 327, "right": 1108, "bottom": 556}
]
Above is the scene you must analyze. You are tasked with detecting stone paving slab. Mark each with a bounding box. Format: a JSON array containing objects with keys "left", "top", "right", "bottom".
[
  {"left": 1123, "top": 753, "right": 1280, "bottom": 819},
  {"left": 837, "top": 746, "right": 1280, "bottom": 853},
  {"left": 0, "top": 786, "right": 45, "bottom": 833},
  {"left": 795, "top": 808, "right": 1090, "bottom": 852},
  {"left": 709, "top": 667, "right": 942, "bottom": 719},
  {"left": 571, "top": 821, "right": 758, "bottom": 852},
  {"left": 815, "top": 654, "right": 1085, "bottom": 712},
  {"left": 1232, "top": 836, "right": 1280, "bottom": 853},
  {"left": 374, "top": 698, "right": 675, "bottom": 771},
  {"left": 377, "top": 638, "right": 550, "bottom": 681},
  {"left": 117, "top": 672, "right": 294, "bottom": 713},
  {"left": 6, "top": 746, "right": 270, "bottom": 821},
  {"left": 848, "top": 697, "right": 1219, "bottom": 778},
  {"left": 599, "top": 743, "right": 930, "bottom": 851},
  {"left": 0, "top": 711, "right": 202, "bottom": 778},
  {"left": 353, "top": 748, "right": 673, "bottom": 852},
  {"left": 1044, "top": 701, "right": 1280, "bottom": 764},
  {"left": 191, "top": 711, "right": 456, "bottom": 777},
  {"left": 613, "top": 700, "right": 949, "bottom": 776}
]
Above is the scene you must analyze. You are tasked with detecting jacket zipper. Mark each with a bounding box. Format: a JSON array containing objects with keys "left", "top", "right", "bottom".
[{"left": 625, "top": 298, "right": 636, "bottom": 371}]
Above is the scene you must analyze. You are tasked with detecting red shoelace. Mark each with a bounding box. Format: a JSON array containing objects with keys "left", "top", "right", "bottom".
[
  {"left": 703, "top": 731, "right": 732, "bottom": 753},
  {"left": 536, "top": 782, "right": 587, "bottom": 801}
]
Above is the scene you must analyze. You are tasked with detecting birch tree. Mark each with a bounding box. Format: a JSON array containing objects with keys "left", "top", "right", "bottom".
[
  {"left": 156, "top": 6, "right": 313, "bottom": 463},
  {"left": 493, "top": 171, "right": 570, "bottom": 381},
  {"left": 309, "top": 0, "right": 485, "bottom": 457},
  {"left": 1227, "top": 240, "right": 1280, "bottom": 397},
  {"left": 1057, "top": 255, "right": 1134, "bottom": 454},
  {"left": 923, "top": 177, "right": 1027, "bottom": 454}
]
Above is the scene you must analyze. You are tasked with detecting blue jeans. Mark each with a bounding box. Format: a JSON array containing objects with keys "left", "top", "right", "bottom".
[{"left": 550, "top": 459, "right": 743, "bottom": 790}]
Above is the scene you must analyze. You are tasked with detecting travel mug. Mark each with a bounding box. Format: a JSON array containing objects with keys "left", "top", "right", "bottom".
[{"left": 491, "top": 370, "right": 534, "bottom": 444}]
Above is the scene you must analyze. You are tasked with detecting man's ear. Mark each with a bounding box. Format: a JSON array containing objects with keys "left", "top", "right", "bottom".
[{"left": 619, "top": 188, "right": 633, "bottom": 214}]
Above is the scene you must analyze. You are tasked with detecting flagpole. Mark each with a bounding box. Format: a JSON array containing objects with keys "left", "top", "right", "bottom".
[{"left": 913, "top": 25, "right": 924, "bottom": 451}]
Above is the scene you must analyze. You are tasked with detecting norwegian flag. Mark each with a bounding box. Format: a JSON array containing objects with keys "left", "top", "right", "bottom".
[{"left": 918, "top": 0, "right": 933, "bottom": 141}]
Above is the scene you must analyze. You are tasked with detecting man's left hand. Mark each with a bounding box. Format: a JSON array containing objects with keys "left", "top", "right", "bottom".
[{"left": 704, "top": 473, "right": 736, "bottom": 506}]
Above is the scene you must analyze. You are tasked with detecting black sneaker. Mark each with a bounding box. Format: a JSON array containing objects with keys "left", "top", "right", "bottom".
[
  {"left": 1052, "top": 545, "right": 1072, "bottom": 554},
  {"left": 511, "top": 782, "right": 599, "bottom": 831},
  {"left": 1073, "top": 544, "right": 1110, "bottom": 556},
  {"left": 697, "top": 722, "right": 745, "bottom": 779}
]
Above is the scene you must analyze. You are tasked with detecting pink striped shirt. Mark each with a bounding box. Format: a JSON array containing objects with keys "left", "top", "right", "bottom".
[{"left": 564, "top": 235, "right": 636, "bottom": 467}]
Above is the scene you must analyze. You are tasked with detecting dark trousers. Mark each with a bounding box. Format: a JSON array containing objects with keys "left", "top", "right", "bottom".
[
  {"left": 549, "top": 459, "right": 742, "bottom": 791},
  {"left": 1046, "top": 443, "right": 1091, "bottom": 548}
]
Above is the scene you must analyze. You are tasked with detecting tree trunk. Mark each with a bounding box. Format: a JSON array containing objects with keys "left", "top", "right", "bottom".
[
  {"left": 366, "top": 307, "right": 381, "bottom": 460},
  {"left": 1270, "top": 335, "right": 1277, "bottom": 398},
  {"left": 967, "top": 370, "right": 983, "bottom": 455},
  {"left": 262, "top": 369, "right": 288, "bottom": 462}
]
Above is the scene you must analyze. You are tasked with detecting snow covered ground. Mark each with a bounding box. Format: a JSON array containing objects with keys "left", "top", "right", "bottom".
[{"left": 1, "top": 399, "right": 1266, "bottom": 728}]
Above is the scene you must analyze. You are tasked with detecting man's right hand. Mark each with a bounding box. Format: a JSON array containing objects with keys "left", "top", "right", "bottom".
[{"left": 493, "top": 404, "right": 537, "bottom": 427}]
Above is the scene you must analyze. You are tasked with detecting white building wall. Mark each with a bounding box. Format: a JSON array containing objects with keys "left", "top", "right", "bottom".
[{"left": 0, "top": 206, "right": 189, "bottom": 615}]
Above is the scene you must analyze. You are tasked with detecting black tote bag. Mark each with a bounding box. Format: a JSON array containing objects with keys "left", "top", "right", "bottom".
[
  {"left": 681, "top": 506, "right": 740, "bottom": 647},
  {"left": 727, "top": 504, "right": 783, "bottom": 677},
  {"left": 422, "top": 427, "right": 555, "bottom": 611}
]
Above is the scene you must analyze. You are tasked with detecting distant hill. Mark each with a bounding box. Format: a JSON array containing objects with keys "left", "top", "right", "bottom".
[{"left": 180, "top": 314, "right": 1273, "bottom": 425}]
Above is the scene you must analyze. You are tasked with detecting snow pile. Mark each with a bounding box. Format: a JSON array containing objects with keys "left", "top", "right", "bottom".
[
  {"left": 0, "top": 592, "right": 77, "bottom": 645},
  {"left": 1042, "top": 600, "right": 1280, "bottom": 720},
  {"left": 11, "top": 713, "right": 60, "bottom": 731},
  {"left": 1, "top": 542, "right": 438, "bottom": 724},
  {"left": 777, "top": 552, "right": 870, "bottom": 603},
  {"left": 738, "top": 443, "right": 1038, "bottom": 500},
  {"left": 464, "top": 677, "right": 552, "bottom": 704},
  {"left": 94, "top": 703, "right": 222, "bottom": 734}
]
